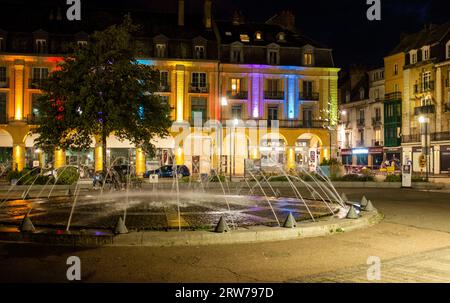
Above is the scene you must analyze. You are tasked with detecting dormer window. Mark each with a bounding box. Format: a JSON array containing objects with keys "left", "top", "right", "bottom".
[
  {"left": 194, "top": 45, "right": 205, "bottom": 59},
  {"left": 230, "top": 43, "right": 244, "bottom": 63},
  {"left": 277, "top": 32, "right": 285, "bottom": 42},
  {"left": 255, "top": 31, "right": 262, "bottom": 40},
  {"left": 239, "top": 34, "right": 250, "bottom": 42},
  {"left": 410, "top": 50, "right": 417, "bottom": 64},
  {"left": 155, "top": 43, "right": 166, "bottom": 58},
  {"left": 0, "top": 37, "right": 4, "bottom": 52},
  {"left": 446, "top": 41, "right": 450, "bottom": 59},
  {"left": 225, "top": 31, "right": 232, "bottom": 36},
  {"left": 359, "top": 87, "right": 365, "bottom": 100},
  {"left": 35, "top": 39, "right": 47, "bottom": 53},
  {"left": 268, "top": 49, "right": 279, "bottom": 65},
  {"left": 422, "top": 45, "right": 430, "bottom": 61},
  {"left": 77, "top": 40, "right": 87, "bottom": 47}
]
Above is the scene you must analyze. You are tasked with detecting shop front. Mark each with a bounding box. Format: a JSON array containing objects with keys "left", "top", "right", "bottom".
[
  {"left": 440, "top": 145, "right": 450, "bottom": 173},
  {"left": 384, "top": 147, "right": 402, "bottom": 169},
  {"left": 412, "top": 146, "right": 434, "bottom": 173},
  {"left": 369, "top": 146, "right": 384, "bottom": 169}
]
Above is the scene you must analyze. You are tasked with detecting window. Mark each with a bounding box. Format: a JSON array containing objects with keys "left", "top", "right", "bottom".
[
  {"left": 303, "top": 108, "right": 313, "bottom": 128},
  {"left": 77, "top": 40, "right": 87, "bottom": 47},
  {"left": 303, "top": 52, "right": 313, "bottom": 66},
  {"left": 359, "top": 109, "right": 365, "bottom": 121},
  {"left": 303, "top": 81, "right": 313, "bottom": 97},
  {"left": 422, "top": 46, "right": 430, "bottom": 61},
  {"left": 375, "top": 108, "right": 381, "bottom": 121},
  {"left": 194, "top": 45, "right": 205, "bottom": 59},
  {"left": 35, "top": 39, "right": 47, "bottom": 53},
  {"left": 230, "top": 78, "right": 241, "bottom": 95},
  {"left": 191, "top": 97, "right": 207, "bottom": 123},
  {"left": 267, "top": 79, "right": 280, "bottom": 92},
  {"left": 422, "top": 71, "right": 431, "bottom": 90},
  {"left": 239, "top": 34, "right": 250, "bottom": 42},
  {"left": 394, "top": 64, "right": 398, "bottom": 76},
  {"left": 277, "top": 32, "right": 285, "bottom": 42},
  {"left": 31, "top": 94, "right": 41, "bottom": 120},
  {"left": 159, "top": 71, "right": 169, "bottom": 90},
  {"left": 394, "top": 83, "right": 399, "bottom": 93},
  {"left": 0, "top": 67, "right": 6, "bottom": 85},
  {"left": 231, "top": 104, "right": 242, "bottom": 119},
  {"left": 31, "top": 67, "right": 48, "bottom": 88},
  {"left": 0, "top": 37, "right": 4, "bottom": 52},
  {"left": 231, "top": 46, "right": 243, "bottom": 63},
  {"left": 0, "top": 93, "right": 6, "bottom": 123},
  {"left": 268, "top": 105, "right": 279, "bottom": 125},
  {"left": 191, "top": 72, "right": 207, "bottom": 88},
  {"left": 268, "top": 49, "right": 279, "bottom": 65},
  {"left": 225, "top": 31, "right": 232, "bottom": 36},
  {"left": 359, "top": 87, "right": 365, "bottom": 100},
  {"left": 346, "top": 91, "right": 350, "bottom": 102},
  {"left": 255, "top": 32, "right": 262, "bottom": 40},
  {"left": 410, "top": 50, "right": 417, "bottom": 64},
  {"left": 155, "top": 43, "right": 166, "bottom": 58}
]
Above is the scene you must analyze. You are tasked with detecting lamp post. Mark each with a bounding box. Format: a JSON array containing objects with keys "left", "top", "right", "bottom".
[{"left": 419, "top": 115, "right": 429, "bottom": 182}]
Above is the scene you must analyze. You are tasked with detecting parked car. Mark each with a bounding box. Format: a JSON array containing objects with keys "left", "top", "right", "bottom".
[{"left": 144, "top": 165, "right": 190, "bottom": 178}]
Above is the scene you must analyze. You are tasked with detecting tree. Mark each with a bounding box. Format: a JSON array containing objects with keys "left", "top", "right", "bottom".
[{"left": 33, "top": 16, "right": 172, "bottom": 175}]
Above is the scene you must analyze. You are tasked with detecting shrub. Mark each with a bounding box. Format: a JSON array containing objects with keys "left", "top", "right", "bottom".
[
  {"left": 412, "top": 175, "right": 428, "bottom": 182},
  {"left": 334, "top": 174, "right": 375, "bottom": 182},
  {"left": 56, "top": 166, "right": 79, "bottom": 185},
  {"left": 385, "top": 174, "right": 402, "bottom": 182},
  {"left": 209, "top": 174, "right": 226, "bottom": 183}
]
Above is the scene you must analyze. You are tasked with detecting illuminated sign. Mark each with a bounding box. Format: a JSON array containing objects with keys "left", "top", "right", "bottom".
[{"left": 352, "top": 148, "right": 369, "bottom": 155}]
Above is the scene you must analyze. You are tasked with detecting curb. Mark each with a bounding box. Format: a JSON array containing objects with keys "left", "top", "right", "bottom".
[{"left": 110, "top": 210, "right": 383, "bottom": 247}]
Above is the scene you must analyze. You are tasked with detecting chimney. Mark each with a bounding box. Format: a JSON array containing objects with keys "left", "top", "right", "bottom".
[
  {"left": 178, "top": 0, "right": 185, "bottom": 26},
  {"left": 204, "top": 0, "right": 212, "bottom": 29},
  {"left": 232, "top": 10, "right": 245, "bottom": 26},
  {"left": 270, "top": 11, "right": 296, "bottom": 32}
]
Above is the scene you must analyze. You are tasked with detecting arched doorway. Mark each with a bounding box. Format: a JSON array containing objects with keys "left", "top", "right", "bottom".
[
  {"left": 260, "top": 132, "right": 287, "bottom": 172},
  {"left": 150, "top": 135, "right": 175, "bottom": 170},
  {"left": 295, "top": 133, "right": 323, "bottom": 172},
  {"left": 222, "top": 130, "right": 249, "bottom": 176},
  {"left": 183, "top": 133, "right": 213, "bottom": 175},
  {"left": 0, "top": 129, "right": 13, "bottom": 165}
]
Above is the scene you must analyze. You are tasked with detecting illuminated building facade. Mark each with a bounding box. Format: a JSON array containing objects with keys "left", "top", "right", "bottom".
[
  {"left": 396, "top": 22, "right": 450, "bottom": 174},
  {"left": 338, "top": 67, "right": 385, "bottom": 170},
  {"left": 0, "top": 1, "right": 339, "bottom": 176}
]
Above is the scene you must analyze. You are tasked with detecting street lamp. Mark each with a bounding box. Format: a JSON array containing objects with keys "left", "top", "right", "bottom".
[{"left": 418, "top": 115, "right": 429, "bottom": 182}]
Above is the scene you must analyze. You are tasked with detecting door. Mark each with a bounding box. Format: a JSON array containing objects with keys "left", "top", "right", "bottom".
[{"left": 268, "top": 105, "right": 278, "bottom": 127}]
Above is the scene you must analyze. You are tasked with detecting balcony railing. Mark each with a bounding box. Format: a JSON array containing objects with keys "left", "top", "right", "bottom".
[
  {"left": 299, "top": 92, "right": 319, "bottom": 101},
  {"left": 372, "top": 117, "right": 382, "bottom": 127},
  {"left": 371, "top": 140, "right": 383, "bottom": 147},
  {"left": 29, "top": 79, "right": 46, "bottom": 89},
  {"left": 27, "top": 114, "right": 40, "bottom": 125},
  {"left": 227, "top": 91, "right": 248, "bottom": 99},
  {"left": 0, "top": 78, "right": 9, "bottom": 88},
  {"left": 403, "top": 132, "right": 450, "bottom": 143},
  {"left": 385, "top": 92, "right": 402, "bottom": 101},
  {"left": 414, "top": 104, "right": 435, "bottom": 115},
  {"left": 414, "top": 81, "right": 434, "bottom": 94},
  {"left": 264, "top": 91, "right": 284, "bottom": 100},
  {"left": 156, "top": 85, "right": 171, "bottom": 92},
  {"left": 189, "top": 84, "right": 209, "bottom": 93},
  {"left": 356, "top": 140, "right": 365, "bottom": 147},
  {"left": 220, "top": 119, "right": 327, "bottom": 129},
  {"left": 357, "top": 119, "right": 365, "bottom": 127}
]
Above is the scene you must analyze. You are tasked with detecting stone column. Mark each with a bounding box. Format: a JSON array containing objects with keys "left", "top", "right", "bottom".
[
  {"left": 94, "top": 144, "right": 103, "bottom": 172},
  {"left": 54, "top": 148, "right": 66, "bottom": 169}
]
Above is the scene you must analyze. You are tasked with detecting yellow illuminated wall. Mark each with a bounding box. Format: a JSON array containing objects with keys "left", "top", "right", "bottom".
[
  {"left": 94, "top": 146, "right": 103, "bottom": 172},
  {"left": 176, "top": 65, "right": 185, "bottom": 121},
  {"left": 13, "top": 145, "right": 25, "bottom": 171},
  {"left": 54, "top": 149, "right": 66, "bottom": 169},
  {"left": 14, "top": 61, "right": 25, "bottom": 120},
  {"left": 135, "top": 148, "right": 146, "bottom": 177}
]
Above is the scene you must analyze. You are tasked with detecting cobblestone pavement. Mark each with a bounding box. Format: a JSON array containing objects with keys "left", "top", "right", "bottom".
[{"left": 292, "top": 246, "right": 450, "bottom": 283}]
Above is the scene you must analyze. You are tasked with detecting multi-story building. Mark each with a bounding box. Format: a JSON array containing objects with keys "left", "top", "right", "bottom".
[
  {"left": 338, "top": 67, "right": 385, "bottom": 170},
  {"left": 398, "top": 22, "right": 450, "bottom": 174},
  {"left": 0, "top": 1, "right": 339, "bottom": 176}
]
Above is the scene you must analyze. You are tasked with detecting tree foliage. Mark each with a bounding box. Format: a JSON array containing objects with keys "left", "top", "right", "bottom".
[{"left": 33, "top": 16, "right": 172, "bottom": 170}]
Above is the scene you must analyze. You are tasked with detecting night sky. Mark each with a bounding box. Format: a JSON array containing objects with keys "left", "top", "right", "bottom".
[{"left": 1, "top": 0, "right": 449, "bottom": 69}]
